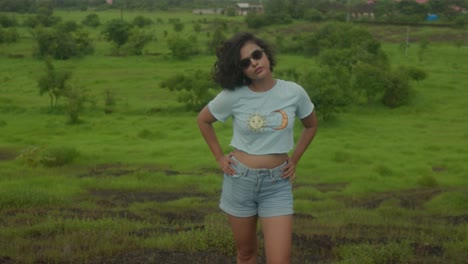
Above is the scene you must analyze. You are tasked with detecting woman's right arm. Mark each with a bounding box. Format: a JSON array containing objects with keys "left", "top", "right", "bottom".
[{"left": 197, "top": 106, "right": 236, "bottom": 175}]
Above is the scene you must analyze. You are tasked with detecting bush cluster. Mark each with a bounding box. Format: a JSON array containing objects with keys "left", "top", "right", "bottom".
[{"left": 18, "top": 146, "right": 80, "bottom": 168}]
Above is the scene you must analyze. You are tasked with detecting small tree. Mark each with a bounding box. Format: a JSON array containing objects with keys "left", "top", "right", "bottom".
[
  {"left": 63, "top": 85, "right": 87, "bottom": 124},
  {"left": 301, "top": 66, "right": 351, "bottom": 121},
  {"left": 245, "top": 12, "right": 268, "bottom": 29},
  {"left": 102, "top": 19, "right": 133, "bottom": 48},
  {"left": 207, "top": 28, "right": 225, "bottom": 54},
  {"left": 193, "top": 23, "right": 202, "bottom": 33},
  {"left": 38, "top": 59, "right": 71, "bottom": 109},
  {"left": 32, "top": 24, "right": 94, "bottom": 59},
  {"left": 82, "top": 13, "right": 100, "bottom": 28},
  {"left": 160, "top": 70, "right": 217, "bottom": 111},
  {"left": 122, "top": 29, "right": 153, "bottom": 55},
  {"left": 173, "top": 22, "right": 184, "bottom": 32},
  {"left": 0, "top": 14, "right": 18, "bottom": 27},
  {"left": 418, "top": 40, "right": 430, "bottom": 62}
]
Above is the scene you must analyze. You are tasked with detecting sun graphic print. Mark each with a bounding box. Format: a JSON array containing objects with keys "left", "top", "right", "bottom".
[{"left": 248, "top": 113, "right": 266, "bottom": 133}]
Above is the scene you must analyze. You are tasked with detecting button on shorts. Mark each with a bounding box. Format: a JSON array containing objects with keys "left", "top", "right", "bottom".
[{"left": 219, "top": 156, "right": 293, "bottom": 218}]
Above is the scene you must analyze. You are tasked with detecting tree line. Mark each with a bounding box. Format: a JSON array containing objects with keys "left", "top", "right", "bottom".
[
  {"left": 1, "top": 2, "right": 433, "bottom": 123},
  {"left": 0, "top": 0, "right": 235, "bottom": 12}
]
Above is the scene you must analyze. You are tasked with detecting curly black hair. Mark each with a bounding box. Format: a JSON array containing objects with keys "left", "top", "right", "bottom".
[{"left": 212, "top": 32, "right": 276, "bottom": 90}]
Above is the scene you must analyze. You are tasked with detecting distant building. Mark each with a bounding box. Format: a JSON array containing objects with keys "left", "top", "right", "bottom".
[
  {"left": 235, "top": 3, "right": 264, "bottom": 16},
  {"left": 350, "top": 2, "right": 375, "bottom": 20},
  {"left": 192, "top": 8, "right": 224, "bottom": 15}
]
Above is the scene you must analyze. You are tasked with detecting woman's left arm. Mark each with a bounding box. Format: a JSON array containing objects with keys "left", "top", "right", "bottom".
[{"left": 282, "top": 111, "right": 318, "bottom": 178}]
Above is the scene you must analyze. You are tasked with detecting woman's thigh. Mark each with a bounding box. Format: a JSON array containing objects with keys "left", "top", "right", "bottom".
[
  {"left": 261, "top": 215, "right": 292, "bottom": 264},
  {"left": 229, "top": 215, "right": 259, "bottom": 253}
]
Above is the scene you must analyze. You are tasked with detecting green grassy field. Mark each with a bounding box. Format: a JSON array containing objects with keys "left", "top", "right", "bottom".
[{"left": 0, "top": 9, "right": 467, "bottom": 263}]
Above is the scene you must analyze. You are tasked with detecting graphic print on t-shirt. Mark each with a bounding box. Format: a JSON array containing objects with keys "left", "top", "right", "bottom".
[
  {"left": 248, "top": 113, "right": 265, "bottom": 132},
  {"left": 272, "top": 110, "right": 289, "bottom": 130},
  {"left": 246, "top": 109, "right": 289, "bottom": 133}
]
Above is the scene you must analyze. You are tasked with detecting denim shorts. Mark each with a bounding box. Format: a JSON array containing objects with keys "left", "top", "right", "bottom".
[{"left": 219, "top": 156, "right": 293, "bottom": 218}]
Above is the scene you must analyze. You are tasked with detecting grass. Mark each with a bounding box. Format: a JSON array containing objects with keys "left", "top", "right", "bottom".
[{"left": 0, "top": 9, "right": 467, "bottom": 263}]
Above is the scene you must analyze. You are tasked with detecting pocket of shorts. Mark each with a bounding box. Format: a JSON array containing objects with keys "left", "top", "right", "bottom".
[{"left": 225, "top": 171, "right": 242, "bottom": 178}]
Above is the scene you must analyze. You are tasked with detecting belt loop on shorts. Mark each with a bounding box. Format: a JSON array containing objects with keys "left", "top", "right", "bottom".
[
  {"left": 242, "top": 167, "right": 249, "bottom": 176},
  {"left": 269, "top": 168, "right": 276, "bottom": 182}
]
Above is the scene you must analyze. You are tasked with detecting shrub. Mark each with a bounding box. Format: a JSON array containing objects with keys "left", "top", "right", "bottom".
[
  {"left": 40, "top": 146, "right": 80, "bottom": 167},
  {"left": 304, "top": 8, "right": 324, "bottom": 22},
  {"left": 167, "top": 36, "right": 199, "bottom": 59},
  {"left": 352, "top": 63, "right": 389, "bottom": 103},
  {"left": 132, "top": 15, "right": 153, "bottom": 28},
  {"left": 399, "top": 66, "right": 427, "bottom": 81},
  {"left": 103, "top": 89, "right": 116, "bottom": 114},
  {"left": 0, "top": 27, "right": 19, "bottom": 44},
  {"left": 417, "top": 175, "right": 439, "bottom": 188},
  {"left": 17, "top": 146, "right": 79, "bottom": 167},
  {"left": 382, "top": 72, "right": 411, "bottom": 108},
  {"left": 0, "top": 14, "right": 18, "bottom": 27}
]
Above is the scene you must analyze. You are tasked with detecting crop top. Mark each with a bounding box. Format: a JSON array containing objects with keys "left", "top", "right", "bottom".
[{"left": 208, "top": 79, "right": 314, "bottom": 155}]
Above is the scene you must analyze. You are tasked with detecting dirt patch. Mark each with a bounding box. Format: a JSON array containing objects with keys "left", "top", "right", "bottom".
[
  {"left": 292, "top": 233, "right": 335, "bottom": 261},
  {"left": 0, "top": 148, "right": 17, "bottom": 161},
  {"left": 0, "top": 256, "right": 14, "bottom": 264},
  {"left": 89, "top": 249, "right": 237, "bottom": 264},
  {"left": 309, "top": 183, "right": 348, "bottom": 193},
  {"left": 89, "top": 248, "right": 337, "bottom": 264},
  {"left": 159, "top": 210, "right": 208, "bottom": 225},
  {"left": 79, "top": 163, "right": 220, "bottom": 178},
  {"left": 441, "top": 214, "right": 468, "bottom": 225},
  {"left": 89, "top": 189, "right": 212, "bottom": 206},
  {"left": 412, "top": 242, "right": 444, "bottom": 257},
  {"left": 78, "top": 163, "right": 187, "bottom": 178},
  {"left": 340, "top": 188, "right": 442, "bottom": 209}
]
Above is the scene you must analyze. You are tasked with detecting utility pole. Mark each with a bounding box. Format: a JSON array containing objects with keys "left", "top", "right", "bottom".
[
  {"left": 346, "top": 0, "right": 351, "bottom": 22},
  {"left": 119, "top": 0, "right": 127, "bottom": 20}
]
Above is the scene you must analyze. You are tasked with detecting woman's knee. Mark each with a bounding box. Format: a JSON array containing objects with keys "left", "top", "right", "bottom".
[{"left": 237, "top": 246, "right": 257, "bottom": 261}]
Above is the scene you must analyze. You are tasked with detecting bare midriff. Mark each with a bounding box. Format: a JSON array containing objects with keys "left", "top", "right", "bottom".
[{"left": 232, "top": 149, "right": 288, "bottom": 169}]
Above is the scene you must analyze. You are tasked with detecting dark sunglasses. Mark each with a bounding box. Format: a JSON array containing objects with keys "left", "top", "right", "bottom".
[{"left": 239, "top": 49, "right": 264, "bottom": 69}]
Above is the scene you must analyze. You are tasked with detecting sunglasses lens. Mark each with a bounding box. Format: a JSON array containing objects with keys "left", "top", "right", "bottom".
[
  {"left": 252, "top": 50, "right": 263, "bottom": 60},
  {"left": 239, "top": 50, "right": 264, "bottom": 69},
  {"left": 239, "top": 59, "right": 251, "bottom": 69}
]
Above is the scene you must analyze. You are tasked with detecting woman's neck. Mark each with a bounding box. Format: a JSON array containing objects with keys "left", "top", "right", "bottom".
[{"left": 249, "top": 77, "right": 276, "bottom": 92}]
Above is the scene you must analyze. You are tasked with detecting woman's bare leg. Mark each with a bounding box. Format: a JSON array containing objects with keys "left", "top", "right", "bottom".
[
  {"left": 228, "top": 215, "right": 259, "bottom": 264},
  {"left": 261, "top": 215, "right": 292, "bottom": 264}
]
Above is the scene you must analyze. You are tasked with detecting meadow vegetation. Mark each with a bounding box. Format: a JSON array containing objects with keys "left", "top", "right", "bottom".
[{"left": 0, "top": 8, "right": 467, "bottom": 263}]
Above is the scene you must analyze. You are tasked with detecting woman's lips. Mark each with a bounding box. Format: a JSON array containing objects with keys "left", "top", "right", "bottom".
[{"left": 255, "top": 67, "right": 263, "bottom": 74}]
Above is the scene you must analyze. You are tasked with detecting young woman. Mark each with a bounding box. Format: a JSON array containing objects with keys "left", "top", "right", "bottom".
[{"left": 197, "top": 32, "right": 318, "bottom": 264}]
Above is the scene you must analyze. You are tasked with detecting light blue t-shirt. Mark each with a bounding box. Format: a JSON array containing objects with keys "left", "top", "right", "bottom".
[{"left": 208, "top": 79, "right": 314, "bottom": 155}]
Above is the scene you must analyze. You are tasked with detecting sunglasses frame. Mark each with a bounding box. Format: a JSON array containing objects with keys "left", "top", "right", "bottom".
[{"left": 239, "top": 49, "right": 264, "bottom": 69}]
